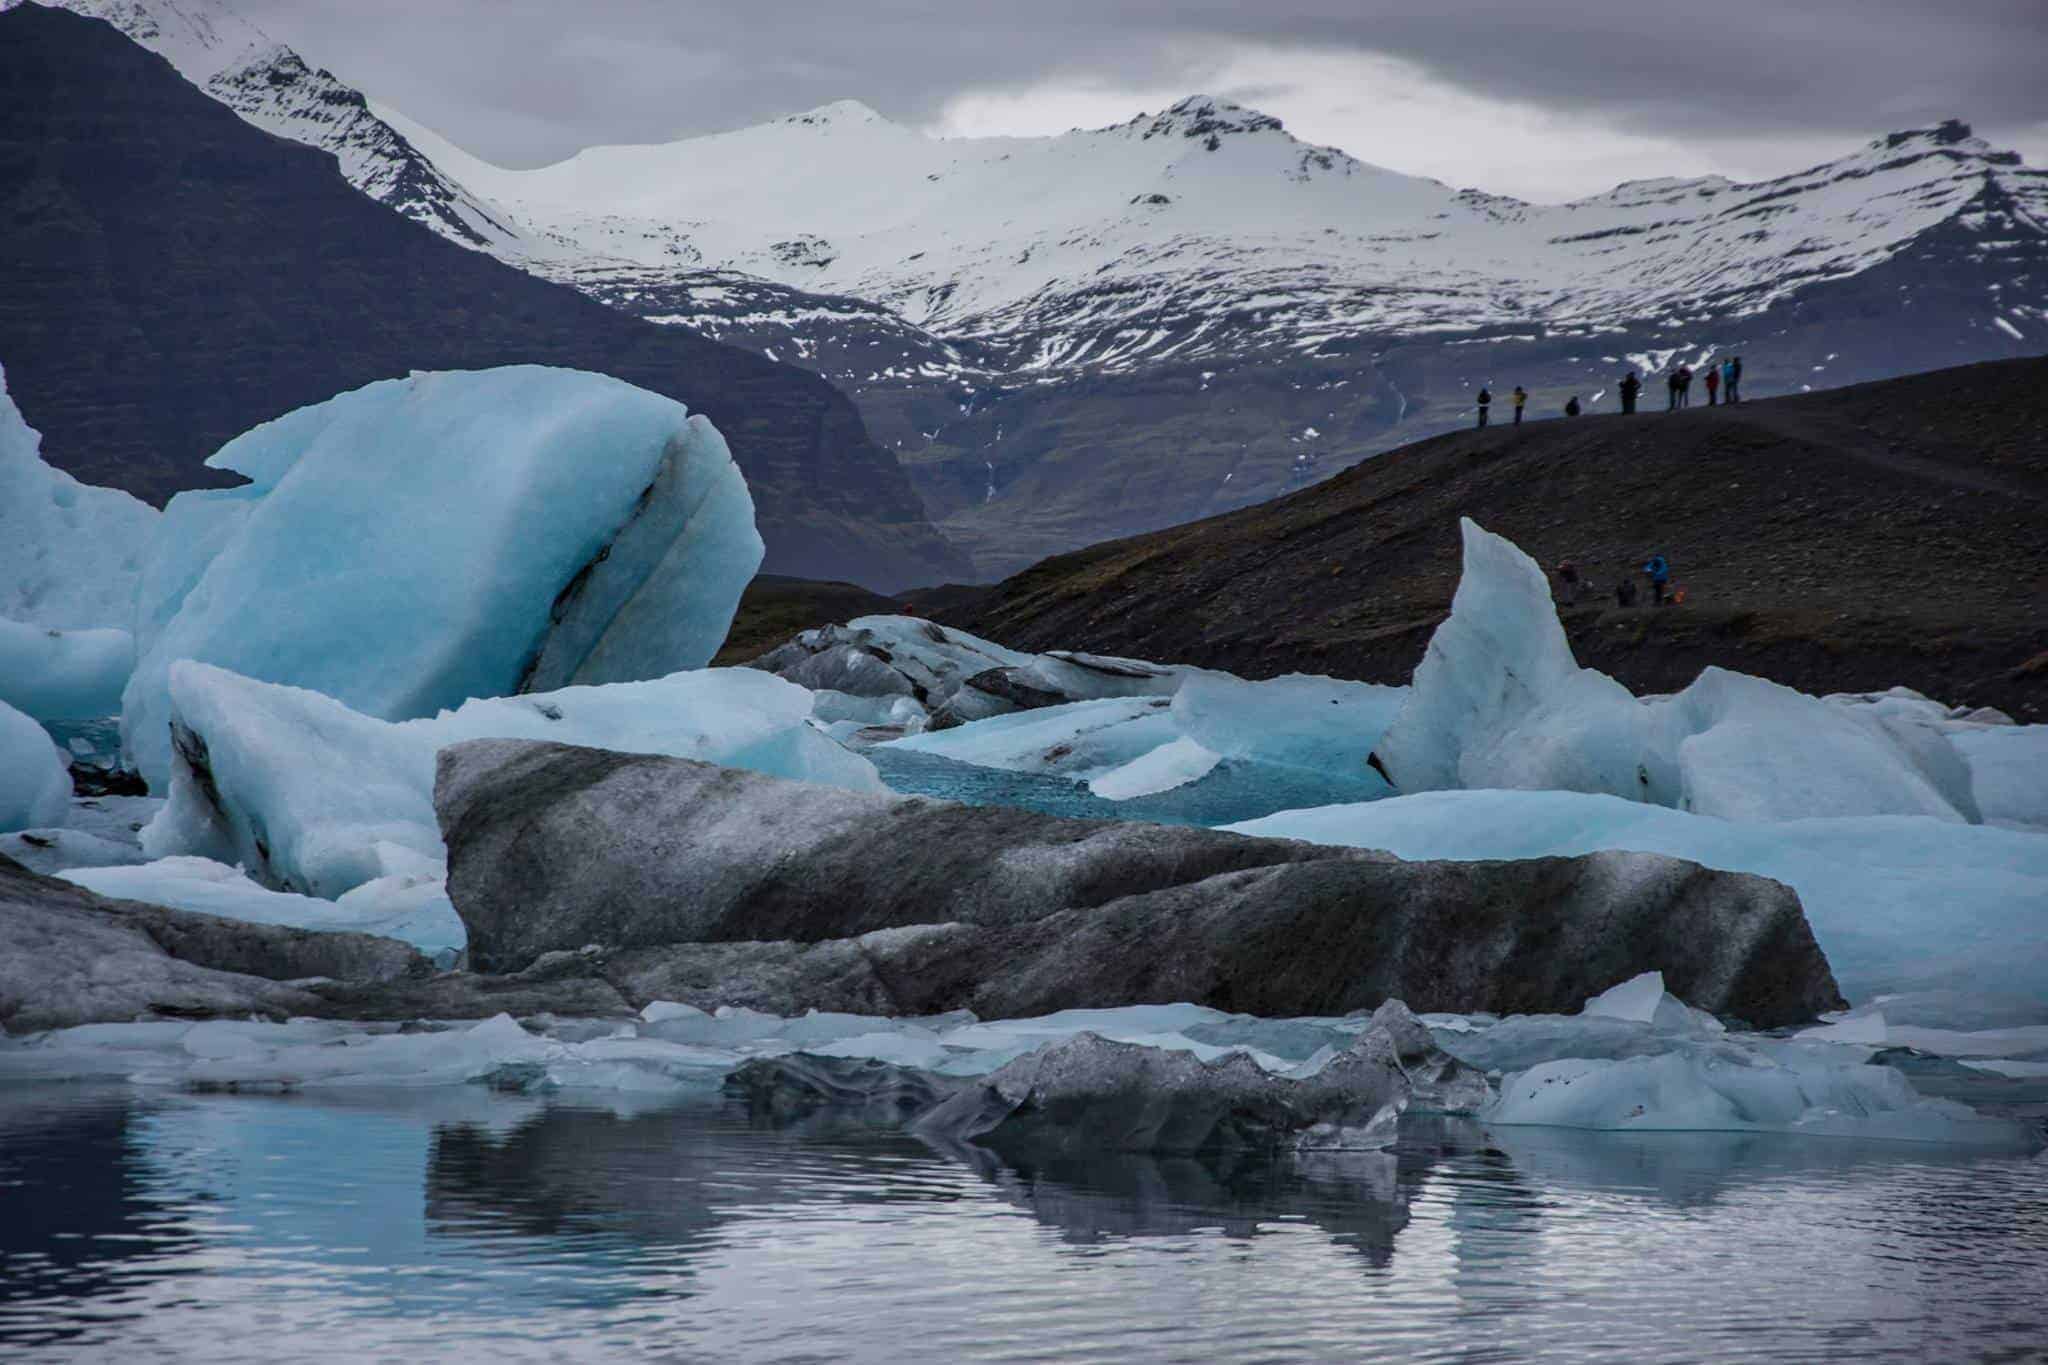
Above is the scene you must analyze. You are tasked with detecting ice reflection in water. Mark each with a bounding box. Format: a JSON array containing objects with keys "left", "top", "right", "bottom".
[{"left": 1, "top": 1087, "right": 2043, "bottom": 1362}]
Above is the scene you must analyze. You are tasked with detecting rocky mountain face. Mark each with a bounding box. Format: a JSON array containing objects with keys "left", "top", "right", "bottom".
[
  {"left": 933, "top": 358, "right": 2048, "bottom": 719},
  {"left": 31, "top": 0, "right": 2048, "bottom": 581},
  {"left": 0, "top": 4, "right": 967, "bottom": 590},
  {"left": 407, "top": 94, "right": 2048, "bottom": 578},
  {"left": 6, "top": 0, "right": 516, "bottom": 248}
]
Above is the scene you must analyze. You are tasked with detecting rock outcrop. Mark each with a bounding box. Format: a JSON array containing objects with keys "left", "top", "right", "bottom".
[{"left": 435, "top": 739, "right": 1845, "bottom": 1025}]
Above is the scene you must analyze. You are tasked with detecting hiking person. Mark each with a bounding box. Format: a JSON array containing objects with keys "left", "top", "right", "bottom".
[
  {"left": 1643, "top": 553, "right": 1671, "bottom": 606},
  {"left": 1666, "top": 369, "right": 1682, "bottom": 411},
  {"left": 1564, "top": 395, "right": 1582, "bottom": 417},
  {"left": 1476, "top": 386, "right": 1492, "bottom": 428},
  {"left": 1555, "top": 560, "right": 1589, "bottom": 604},
  {"left": 1677, "top": 365, "right": 1693, "bottom": 408},
  {"left": 1512, "top": 385, "right": 1527, "bottom": 425},
  {"left": 1616, "top": 578, "right": 1638, "bottom": 608},
  {"left": 1704, "top": 363, "right": 1720, "bottom": 405},
  {"left": 1726, "top": 355, "right": 1742, "bottom": 403},
  {"left": 1620, "top": 370, "right": 1641, "bottom": 414}
]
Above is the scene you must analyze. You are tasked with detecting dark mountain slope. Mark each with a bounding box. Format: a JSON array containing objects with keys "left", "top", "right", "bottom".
[
  {"left": 940, "top": 358, "right": 2048, "bottom": 717},
  {"left": 0, "top": 5, "right": 967, "bottom": 590}
]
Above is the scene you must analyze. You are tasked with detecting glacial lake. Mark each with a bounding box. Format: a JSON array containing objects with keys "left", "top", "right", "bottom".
[
  {"left": 868, "top": 746, "right": 1383, "bottom": 828},
  {"left": 3, "top": 1085, "right": 2043, "bottom": 1362}
]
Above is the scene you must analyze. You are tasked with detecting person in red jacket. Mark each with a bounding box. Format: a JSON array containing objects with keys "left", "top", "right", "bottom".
[{"left": 1704, "top": 363, "right": 1721, "bottom": 405}]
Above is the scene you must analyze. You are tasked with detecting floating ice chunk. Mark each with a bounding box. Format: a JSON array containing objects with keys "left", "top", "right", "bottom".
[
  {"left": 809, "top": 689, "right": 928, "bottom": 730},
  {"left": 1229, "top": 791, "right": 2048, "bottom": 1017},
  {"left": 1173, "top": 672, "right": 1407, "bottom": 773},
  {"left": 1375, "top": 520, "right": 1986, "bottom": 823},
  {"left": 1796, "top": 1011, "right": 1889, "bottom": 1046},
  {"left": 142, "top": 660, "right": 880, "bottom": 898},
  {"left": 0, "top": 699, "right": 70, "bottom": 834},
  {"left": 889, "top": 697, "right": 1173, "bottom": 780},
  {"left": 886, "top": 671, "right": 1400, "bottom": 809},
  {"left": 0, "top": 826, "right": 146, "bottom": 877},
  {"left": 57, "top": 855, "right": 467, "bottom": 953},
  {"left": 0, "top": 361, "right": 159, "bottom": 633},
  {"left": 757, "top": 616, "right": 1189, "bottom": 725},
  {"left": 1088, "top": 735, "right": 1222, "bottom": 800},
  {"left": 639, "top": 1000, "right": 712, "bottom": 1025},
  {"left": 1582, "top": 971, "right": 1666, "bottom": 1023},
  {"left": 808, "top": 1031, "right": 953, "bottom": 1069},
  {"left": 0, "top": 619, "right": 133, "bottom": 724},
  {"left": 1949, "top": 723, "right": 2048, "bottom": 831},
  {"left": 1484, "top": 1045, "right": 2037, "bottom": 1147},
  {"left": 123, "top": 367, "right": 763, "bottom": 788}
]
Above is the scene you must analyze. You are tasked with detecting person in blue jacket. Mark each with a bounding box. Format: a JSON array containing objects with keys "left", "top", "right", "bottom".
[
  {"left": 1643, "top": 553, "right": 1671, "bottom": 606},
  {"left": 1724, "top": 356, "right": 1742, "bottom": 403}
]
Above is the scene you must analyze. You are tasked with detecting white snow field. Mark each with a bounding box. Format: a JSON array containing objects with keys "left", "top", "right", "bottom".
[
  {"left": 122, "top": 366, "right": 763, "bottom": 788},
  {"left": 0, "top": 362, "right": 158, "bottom": 722},
  {"left": 1376, "top": 519, "right": 2042, "bottom": 827},
  {"left": 0, "top": 698, "right": 72, "bottom": 834},
  {"left": 1228, "top": 792, "right": 2048, "bottom": 1021},
  {"left": 139, "top": 659, "right": 882, "bottom": 903},
  {"left": 0, "top": 973, "right": 2034, "bottom": 1151}
]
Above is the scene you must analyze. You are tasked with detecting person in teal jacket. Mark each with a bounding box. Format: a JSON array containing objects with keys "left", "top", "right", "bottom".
[{"left": 1643, "top": 553, "right": 1671, "bottom": 606}]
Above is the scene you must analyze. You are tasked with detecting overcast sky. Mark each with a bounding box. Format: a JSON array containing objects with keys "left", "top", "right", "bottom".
[{"left": 240, "top": 0, "right": 2048, "bottom": 202}]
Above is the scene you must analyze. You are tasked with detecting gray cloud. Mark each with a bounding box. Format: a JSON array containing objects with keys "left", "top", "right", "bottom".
[{"left": 239, "top": 0, "right": 2048, "bottom": 172}]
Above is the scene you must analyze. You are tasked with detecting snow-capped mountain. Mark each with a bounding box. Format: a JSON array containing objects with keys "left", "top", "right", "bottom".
[
  {"left": 424, "top": 96, "right": 2042, "bottom": 366},
  {"left": 9, "top": 0, "right": 516, "bottom": 247},
  {"left": 33, "top": 0, "right": 2048, "bottom": 576},
  {"left": 424, "top": 97, "right": 2044, "bottom": 572}
]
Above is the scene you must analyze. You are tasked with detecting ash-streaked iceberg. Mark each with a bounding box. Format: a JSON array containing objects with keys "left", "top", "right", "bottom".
[
  {"left": 122, "top": 366, "right": 764, "bottom": 788},
  {"left": 1375, "top": 518, "right": 2040, "bottom": 827},
  {"left": 1228, "top": 791, "right": 2048, "bottom": 1019},
  {"left": 754, "top": 615, "right": 1189, "bottom": 727},
  {"left": 143, "top": 659, "right": 881, "bottom": 900}
]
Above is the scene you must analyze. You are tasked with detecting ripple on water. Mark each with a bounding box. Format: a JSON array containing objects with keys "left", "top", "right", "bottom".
[{"left": 0, "top": 1088, "right": 2043, "bottom": 1362}]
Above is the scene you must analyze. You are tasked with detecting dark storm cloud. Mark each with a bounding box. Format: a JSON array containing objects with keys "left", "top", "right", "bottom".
[{"left": 239, "top": 0, "right": 2048, "bottom": 167}]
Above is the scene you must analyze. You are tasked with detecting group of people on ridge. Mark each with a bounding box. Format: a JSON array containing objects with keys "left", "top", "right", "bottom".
[
  {"left": 1482, "top": 355, "right": 1744, "bottom": 424},
  {"left": 1554, "top": 552, "right": 1679, "bottom": 609},
  {"left": 1474, "top": 384, "right": 1568, "bottom": 427},
  {"left": 1656, "top": 355, "right": 1742, "bottom": 410}
]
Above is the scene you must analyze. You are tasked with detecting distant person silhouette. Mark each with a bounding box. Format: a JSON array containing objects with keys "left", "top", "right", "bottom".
[
  {"left": 1512, "top": 385, "right": 1527, "bottom": 425},
  {"left": 1564, "top": 396, "right": 1582, "bottom": 417},
  {"left": 1667, "top": 369, "right": 1682, "bottom": 411},
  {"left": 1643, "top": 553, "right": 1671, "bottom": 605},
  {"left": 1704, "top": 363, "right": 1720, "bottom": 405},
  {"left": 1476, "top": 386, "right": 1492, "bottom": 428},
  {"left": 1726, "top": 355, "right": 1743, "bottom": 403},
  {"left": 1619, "top": 371, "right": 1641, "bottom": 414},
  {"left": 1677, "top": 365, "right": 1694, "bottom": 408}
]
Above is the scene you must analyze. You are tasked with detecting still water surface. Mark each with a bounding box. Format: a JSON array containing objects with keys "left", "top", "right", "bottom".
[{"left": 3, "top": 1085, "right": 2043, "bottom": 1362}]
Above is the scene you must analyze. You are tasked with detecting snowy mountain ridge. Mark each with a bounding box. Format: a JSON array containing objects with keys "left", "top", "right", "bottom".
[
  {"left": 8, "top": 0, "right": 517, "bottom": 247},
  {"left": 30, "top": 0, "right": 2048, "bottom": 576},
  {"left": 407, "top": 93, "right": 2044, "bottom": 373}
]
